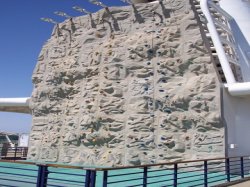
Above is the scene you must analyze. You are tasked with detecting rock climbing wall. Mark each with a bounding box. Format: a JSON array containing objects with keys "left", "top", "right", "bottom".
[{"left": 28, "top": 0, "right": 224, "bottom": 166}]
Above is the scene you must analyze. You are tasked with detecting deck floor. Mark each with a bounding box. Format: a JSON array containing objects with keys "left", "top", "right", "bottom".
[{"left": 231, "top": 180, "right": 250, "bottom": 187}]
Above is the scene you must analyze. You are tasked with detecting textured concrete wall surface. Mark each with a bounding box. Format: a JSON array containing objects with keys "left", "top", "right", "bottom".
[{"left": 28, "top": 0, "right": 224, "bottom": 166}]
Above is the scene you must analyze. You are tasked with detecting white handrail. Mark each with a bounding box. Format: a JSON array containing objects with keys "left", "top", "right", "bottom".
[
  {"left": 200, "top": 0, "right": 250, "bottom": 96},
  {"left": 0, "top": 98, "right": 30, "bottom": 107}
]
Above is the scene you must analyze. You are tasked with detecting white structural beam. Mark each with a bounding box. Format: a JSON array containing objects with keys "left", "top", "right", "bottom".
[
  {"left": 0, "top": 98, "right": 30, "bottom": 106},
  {"left": 227, "top": 82, "right": 250, "bottom": 96},
  {"left": 0, "top": 97, "right": 30, "bottom": 114}
]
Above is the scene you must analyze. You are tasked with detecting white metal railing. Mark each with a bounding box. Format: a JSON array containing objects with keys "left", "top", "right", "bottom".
[{"left": 200, "top": 0, "right": 250, "bottom": 96}]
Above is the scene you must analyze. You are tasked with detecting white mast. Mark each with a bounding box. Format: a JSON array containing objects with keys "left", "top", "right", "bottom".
[{"left": 5, "top": 135, "right": 15, "bottom": 148}]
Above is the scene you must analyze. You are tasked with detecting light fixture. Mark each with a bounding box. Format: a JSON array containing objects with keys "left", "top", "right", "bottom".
[
  {"left": 40, "top": 17, "right": 58, "bottom": 24},
  {"left": 72, "top": 6, "right": 91, "bottom": 14},
  {"left": 54, "top": 11, "right": 71, "bottom": 18},
  {"left": 89, "top": 0, "right": 107, "bottom": 8},
  {"left": 120, "top": 0, "right": 132, "bottom": 4}
]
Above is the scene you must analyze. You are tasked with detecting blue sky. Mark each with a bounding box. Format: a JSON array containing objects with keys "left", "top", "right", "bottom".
[{"left": 0, "top": 0, "right": 126, "bottom": 133}]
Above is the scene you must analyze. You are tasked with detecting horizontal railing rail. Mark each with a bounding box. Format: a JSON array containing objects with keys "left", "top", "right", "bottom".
[
  {"left": 0, "top": 155, "right": 250, "bottom": 186},
  {"left": 0, "top": 146, "right": 28, "bottom": 160}
]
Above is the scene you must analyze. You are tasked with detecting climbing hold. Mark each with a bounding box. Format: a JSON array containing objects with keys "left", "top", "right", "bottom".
[
  {"left": 161, "top": 136, "right": 167, "bottom": 140},
  {"left": 148, "top": 49, "right": 154, "bottom": 54},
  {"left": 108, "top": 50, "right": 112, "bottom": 56},
  {"left": 163, "top": 108, "right": 171, "bottom": 114}
]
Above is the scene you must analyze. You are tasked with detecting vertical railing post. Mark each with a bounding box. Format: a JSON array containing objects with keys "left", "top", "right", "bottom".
[
  {"left": 103, "top": 170, "right": 108, "bottom": 187},
  {"left": 174, "top": 163, "right": 178, "bottom": 187},
  {"left": 143, "top": 167, "right": 148, "bottom": 187},
  {"left": 14, "top": 145, "right": 17, "bottom": 161},
  {"left": 90, "top": 170, "right": 96, "bottom": 187},
  {"left": 36, "top": 165, "right": 49, "bottom": 187},
  {"left": 85, "top": 170, "right": 91, "bottom": 187},
  {"left": 226, "top": 158, "right": 230, "bottom": 182},
  {"left": 204, "top": 160, "right": 208, "bottom": 187},
  {"left": 241, "top": 157, "right": 244, "bottom": 178}
]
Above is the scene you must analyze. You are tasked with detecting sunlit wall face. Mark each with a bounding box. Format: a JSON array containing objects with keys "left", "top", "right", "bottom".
[{"left": 220, "top": 0, "right": 250, "bottom": 44}]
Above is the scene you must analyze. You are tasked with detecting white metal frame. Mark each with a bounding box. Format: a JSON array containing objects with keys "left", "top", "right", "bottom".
[{"left": 200, "top": 0, "right": 250, "bottom": 96}]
